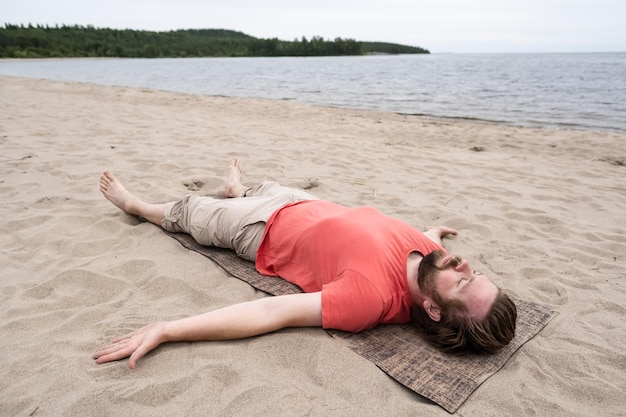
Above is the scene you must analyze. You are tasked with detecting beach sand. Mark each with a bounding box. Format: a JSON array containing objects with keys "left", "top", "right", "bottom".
[{"left": 1, "top": 76, "right": 624, "bottom": 416}]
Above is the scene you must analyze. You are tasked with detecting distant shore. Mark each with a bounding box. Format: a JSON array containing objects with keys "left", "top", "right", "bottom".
[{"left": 0, "top": 25, "right": 429, "bottom": 58}]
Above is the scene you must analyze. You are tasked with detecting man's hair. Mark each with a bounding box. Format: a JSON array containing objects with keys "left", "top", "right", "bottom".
[{"left": 411, "top": 290, "right": 517, "bottom": 354}]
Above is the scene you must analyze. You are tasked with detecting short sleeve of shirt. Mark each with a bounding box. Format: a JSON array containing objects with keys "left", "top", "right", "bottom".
[{"left": 321, "top": 270, "right": 386, "bottom": 333}]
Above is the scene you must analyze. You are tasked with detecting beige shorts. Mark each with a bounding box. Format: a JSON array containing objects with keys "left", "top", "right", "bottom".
[{"left": 161, "top": 181, "right": 317, "bottom": 261}]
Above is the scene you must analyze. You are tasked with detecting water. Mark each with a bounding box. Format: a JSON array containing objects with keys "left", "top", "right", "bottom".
[{"left": 1, "top": 53, "right": 625, "bottom": 133}]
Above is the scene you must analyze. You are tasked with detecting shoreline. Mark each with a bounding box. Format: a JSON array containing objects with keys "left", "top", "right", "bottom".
[
  {"left": 1, "top": 76, "right": 625, "bottom": 416},
  {"left": 1, "top": 72, "right": 623, "bottom": 135},
  {"left": 1, "top": 52, "right": 625, "bottom": 134}
]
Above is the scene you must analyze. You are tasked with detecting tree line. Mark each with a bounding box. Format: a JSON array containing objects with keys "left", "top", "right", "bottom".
[{"left": 0, "top": 24, "right": 429, "bottom": 58}]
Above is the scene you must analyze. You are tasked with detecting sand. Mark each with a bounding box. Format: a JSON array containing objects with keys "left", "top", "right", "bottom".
[{"left": 1, "top": 75, "right": 624, "bottom": 416}]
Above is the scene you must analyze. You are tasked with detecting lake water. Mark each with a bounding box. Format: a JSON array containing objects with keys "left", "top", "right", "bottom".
[{"left": 1, "top": 53, "right": 625, "bottom": 133}]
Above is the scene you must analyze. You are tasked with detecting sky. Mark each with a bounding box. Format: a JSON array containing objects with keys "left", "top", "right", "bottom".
[{"left": 2, "top": 0, "right": 625, "bottom": 53}]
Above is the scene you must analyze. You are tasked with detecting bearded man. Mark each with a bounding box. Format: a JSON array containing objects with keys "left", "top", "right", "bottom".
[{"left": 94, "top": 159, "right": 516, "bottom": 368}]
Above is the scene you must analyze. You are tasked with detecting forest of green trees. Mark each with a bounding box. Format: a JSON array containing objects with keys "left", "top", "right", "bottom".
[{"left": 0, "top": 24, "right": 429, "bottom": 58}]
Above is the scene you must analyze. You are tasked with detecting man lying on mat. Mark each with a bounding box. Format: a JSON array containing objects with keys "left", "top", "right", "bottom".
[{"left": 93, "top": 159, "right": 517, "bottom": 368}]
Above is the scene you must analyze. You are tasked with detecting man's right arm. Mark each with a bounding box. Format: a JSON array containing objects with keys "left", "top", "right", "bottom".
[{"left": 93, "top": 292, "right": 323, "bottom": 368}]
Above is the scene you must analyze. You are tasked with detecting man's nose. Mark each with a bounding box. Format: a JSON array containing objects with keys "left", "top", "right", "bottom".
[{"left": 455, "top": 259, "right": 470, "bottom": 272}]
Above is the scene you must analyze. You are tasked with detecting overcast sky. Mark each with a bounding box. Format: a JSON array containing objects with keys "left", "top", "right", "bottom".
[{"left": 2, "top": 0, "right": 625, "bottom": 53}]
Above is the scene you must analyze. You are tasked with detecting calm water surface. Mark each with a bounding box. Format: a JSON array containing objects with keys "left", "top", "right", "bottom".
[{"left": 1, "top": 53, "right": 624, "bottom": 133}]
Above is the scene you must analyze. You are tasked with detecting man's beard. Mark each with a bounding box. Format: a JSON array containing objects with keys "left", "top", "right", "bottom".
[{"left": 417, "top": 250, "right": 462, "bottom": 304}]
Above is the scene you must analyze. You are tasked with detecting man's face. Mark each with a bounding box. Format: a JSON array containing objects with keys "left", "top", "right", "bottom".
[{"left": 419, "top": 250, "right": 500, "bottom": 320}]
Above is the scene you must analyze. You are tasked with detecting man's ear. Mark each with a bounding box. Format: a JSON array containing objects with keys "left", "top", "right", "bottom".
[{"left": 422, "top": 299, "right": 441, "bottom": 322}]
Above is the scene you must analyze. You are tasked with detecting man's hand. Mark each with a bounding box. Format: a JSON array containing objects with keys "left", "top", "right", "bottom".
[
  {"left": 93, "top": 321, "right": 168, "bottom": 368},
  {"left": 424, "top": 225, "right": 458, "bottom": 246}
]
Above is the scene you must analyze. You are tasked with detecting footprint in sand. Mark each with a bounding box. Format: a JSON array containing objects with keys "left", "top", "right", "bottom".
[
  {"left": 183, "top": 180, "right": 205, "bottom": 191},
  {"left": 291, "top": 179, "right": 321, "bottom": 190}
]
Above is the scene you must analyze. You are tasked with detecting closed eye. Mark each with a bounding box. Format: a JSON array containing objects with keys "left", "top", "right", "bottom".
[{"left": 458, "top": 273, "right": 478, "bottom": 288}]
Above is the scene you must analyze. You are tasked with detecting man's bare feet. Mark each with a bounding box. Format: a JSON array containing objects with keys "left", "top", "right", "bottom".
[
  {"left": 224, "top": 158, "right": 246, "bottom": 198},
  {"left": 99, "top": 171, "right": 140, "bottom": 216}
]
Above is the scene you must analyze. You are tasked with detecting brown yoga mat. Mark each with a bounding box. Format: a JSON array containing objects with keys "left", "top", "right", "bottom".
[{"left": 166, "top": 231, "right": 554, "bottom": 413}]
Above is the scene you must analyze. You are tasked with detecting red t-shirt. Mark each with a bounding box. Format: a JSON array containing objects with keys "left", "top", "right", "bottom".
[{"left": 255, "top": 200, "right": 443, "bottom": 332}]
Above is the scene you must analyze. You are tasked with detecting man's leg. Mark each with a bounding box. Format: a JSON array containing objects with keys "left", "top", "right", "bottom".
[
  {"left": 99, "top": 167, "right": 265, "bottom": 261},
  {"left": 100, "top": 159, "right": 315, "bottom": 261},
  {"left": 99, "top": 171, "right": 166, "bottom": 225},
  {"left": 99, "top": 158, "right": 248, "bottom": 226}
]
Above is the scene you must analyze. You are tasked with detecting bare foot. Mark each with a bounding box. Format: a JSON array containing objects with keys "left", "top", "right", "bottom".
[
  {"left": 223, "top": 158, "right": 246, "bottom": 198},
  {"left": 99, "top": 171, "right": 140, "bottom": 215}
]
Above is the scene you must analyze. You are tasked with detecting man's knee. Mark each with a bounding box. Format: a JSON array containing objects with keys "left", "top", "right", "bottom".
[
  {"left": 234, "top": 222, "right": 266, "bottom": 262},
  {"left": 161, "top": 195, "right": 195, "bottom": 233}
]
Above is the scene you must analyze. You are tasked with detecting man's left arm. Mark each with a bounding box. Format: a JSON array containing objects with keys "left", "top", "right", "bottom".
[{"left": 423, "top": 225, "right": 458, "bottom": 246}]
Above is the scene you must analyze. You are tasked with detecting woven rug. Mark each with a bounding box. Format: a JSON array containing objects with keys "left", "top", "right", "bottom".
[{"left": 166, "top": 231, "right": 554, "bottom": 413}]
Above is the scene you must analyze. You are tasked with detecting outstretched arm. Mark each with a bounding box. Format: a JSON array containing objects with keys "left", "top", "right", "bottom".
[
  {"left": 93, "top": 292, "right": 322, "bottom": 368},
  {"left": 423, "top": 225, "right": 458, "bottom": 246}
]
